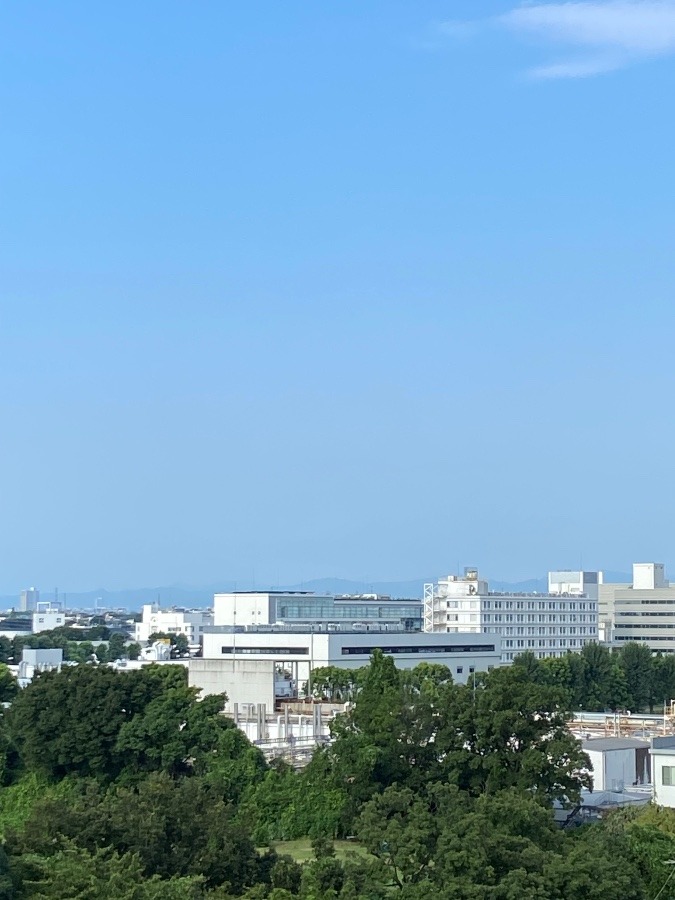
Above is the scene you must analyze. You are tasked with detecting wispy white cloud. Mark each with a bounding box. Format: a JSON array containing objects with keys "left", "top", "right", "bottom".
[{"left": 440, "top": 1, "right": 675, "bottom": 78}]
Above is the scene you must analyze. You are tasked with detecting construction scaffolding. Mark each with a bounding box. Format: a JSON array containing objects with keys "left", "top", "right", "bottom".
[{"left": 570, "top": 705, "right": 675, "bottom": 740}]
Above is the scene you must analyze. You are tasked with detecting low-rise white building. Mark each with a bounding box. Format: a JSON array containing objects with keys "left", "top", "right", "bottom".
[
  {"left": 134, "top": 604, "right": 213, "bottom": 646},
  {"left": 201, "top": 625, "right": 501, "bottom": 689},
  {"left": 32, "top": 604, "right": 65, "bottom": 633},
  {"left": 424, "top": 567, "right": 599, "bottom": 662},
  {"left": 18, "top": 648, "right": 63, "bottom": 687},
  {"left": 582, "top": 737, "right": 651, "bottom": 791}
]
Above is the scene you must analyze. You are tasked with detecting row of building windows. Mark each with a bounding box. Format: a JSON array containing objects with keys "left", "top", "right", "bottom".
[
  {"left": 483, "top": 626, "right": 594, "bottom": 636},
  {"left": 220, "top": 644, "right": 497, "bottom": 657},
  {"left": 483, "top": 601, "right": 595, "bottom": 611},
  {"left": 442, "top": 600, "right": 596, "bottom": 611},
  {"left": 616, "top": 599, "right": 675, "bottom": 605},
  {"left": 278, "top": 603, "right": 422, "bottom": 620},
  {"left": 341, "top": 644, "right": 496, "bottom": 656},
  {"left": 616, "top": 612, "right": 675, "bottom": 618},
  {"left": 503, "top": 650, "right": 569, "bottom": 660},
  {"left": 482, "top": 614, "right": 593, "bottom": 624},
  {"left": 221, "top": 646, "right": 309, "bottom": 655},
  {"left": 615, "top": 636, "right": 675, "bottom": 642},
  {"left": 503, "top": 638, "right": 586, "bottom": 649}
]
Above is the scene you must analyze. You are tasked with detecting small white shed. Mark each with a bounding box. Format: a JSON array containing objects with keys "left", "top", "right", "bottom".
[{"left": 582, "top": 737, "right": 651, "bottom": 791}]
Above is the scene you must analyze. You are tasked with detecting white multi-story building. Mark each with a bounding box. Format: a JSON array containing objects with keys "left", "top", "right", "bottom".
[
  {"left": 19, "top": 588, "right": 39, "bottom": 613},
  {"left": 32, "top": 603, "right": 65, "bottom": 633},
  {"left": 134, "top": 604, "right": 213, "bottom": 647},
  {"left": 600, "top": 563, "right": 675, "bottom": 653},
  {"left": 213, "top": 591, "right": 423, "bottom": 631},
  {"left": 201, "top": 625, "right": 501, "bottom": 688},
  {"left": 424, "top": 567, "right": 598, "bottom": 662}
]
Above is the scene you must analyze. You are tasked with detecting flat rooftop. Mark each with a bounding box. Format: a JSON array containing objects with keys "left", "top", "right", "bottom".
[{"left": 582, "top": 737, "right": 649, "bottom": 751}]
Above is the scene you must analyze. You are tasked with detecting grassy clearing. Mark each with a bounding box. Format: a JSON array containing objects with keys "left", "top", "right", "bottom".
[{"left": 270, "top": 838, "right": 369, "bottom": 863}]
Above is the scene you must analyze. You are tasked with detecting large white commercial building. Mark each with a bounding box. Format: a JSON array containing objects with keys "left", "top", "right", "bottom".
[
  {"left": 196, "top": 591, "right": 497, "bottom": 712},
  {"left": 599, "top": 563, "right": 675, "bottom": 653},
  {"left": 135, "top": 604, "right": 213, "bottom": 646},
  {"left": 213, "top": 591, "right": 423, "bottom": 631},
  {"left": 201, "top": 625, "right": 501, "bottom": 690},
  {"left": 424, "top": 567, "right": 598, "bottom": 662}
]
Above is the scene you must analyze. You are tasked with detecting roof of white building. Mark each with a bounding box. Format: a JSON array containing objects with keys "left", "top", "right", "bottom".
[{"left": 582, "top": 737, "right": 649, "bottom": 752}]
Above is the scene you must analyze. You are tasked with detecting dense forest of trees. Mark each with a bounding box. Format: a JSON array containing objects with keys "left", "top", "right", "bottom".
[{"left": 0, "top": 649, "right": 674, "bottom": 897}]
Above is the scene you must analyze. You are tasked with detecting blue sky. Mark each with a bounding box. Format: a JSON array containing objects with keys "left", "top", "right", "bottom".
[{"left": 2, "top": 1, "right": 675, "bottom": 593}]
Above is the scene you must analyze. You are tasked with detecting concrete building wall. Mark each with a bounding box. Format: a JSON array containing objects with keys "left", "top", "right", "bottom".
[
  {"left": 32, "top": 610, "right": 65, "bottom": 633},
  {"left": 633, "top": 563, "right": 666, "bottom": 590},
  {"left": 188, "top": 658, "right": 276, "bottom": 712},
  {"left": 586, "top": 747, "right": 638, "bottom": 791},
  {"left": 548, "top": 571, "right": 601, "bottom": 601},
  {"left": 213, "top": 594, "right": 277, "bottom": 627},
  {"left": 201, "top": 629, "right": 501, "bottom": 688}
]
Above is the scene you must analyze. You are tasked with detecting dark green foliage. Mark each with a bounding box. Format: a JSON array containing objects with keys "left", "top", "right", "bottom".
[
  {"left": 513, "top": 642, "right": 670, "bottom": 713},
  {"left": 7, "top": 664, "right": 220, "bottom": 781},
  {"left": 0, "top": 668, "right": 17, "bottom": 705},
  {"left": 14, "top": 843, "right": 205, "bottom": 899},
  {"left": 0, "top": 650, "right": 672, "bottom": 899},
  {"left": 0, "top": 640, "right": 12, "bottom": 666}
]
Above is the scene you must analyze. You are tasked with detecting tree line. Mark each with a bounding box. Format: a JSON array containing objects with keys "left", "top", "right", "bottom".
[
  {"left": 0, "top": 653, "right": 673, "bottom": 896},
  {"left": 312, "top": 640, "right": 675, "bottom": 713},
  {"left": 0, "top": 630, "right": 141, "bottom": 668}
]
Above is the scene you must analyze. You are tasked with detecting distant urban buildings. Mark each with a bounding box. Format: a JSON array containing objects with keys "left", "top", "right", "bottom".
[
  {"left": 423, "top": 567, "right": 599, "bottom": 662},
  {"left": 19, "top": 587, "right": 39, "bottom": 612},
  {"left": 188, "top": 589, "right": 501, "bottom": 711},
  {"left": 134, "top": 603, "right": 213, "bottom": 647}
]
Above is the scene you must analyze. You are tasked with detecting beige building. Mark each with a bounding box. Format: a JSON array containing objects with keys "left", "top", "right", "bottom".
[{"left": 600, "top": 563, "right": 675, "bottom": 653}]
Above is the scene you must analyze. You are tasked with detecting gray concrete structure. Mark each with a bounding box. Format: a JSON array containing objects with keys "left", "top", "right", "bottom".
[{"left": 188, "top": 658, "right": 276, "bottom": 712}]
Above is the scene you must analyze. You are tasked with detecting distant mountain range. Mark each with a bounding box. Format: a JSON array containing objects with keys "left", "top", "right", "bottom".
[{"left": 0, "top": 571, "right": 634, "bottom": 612}]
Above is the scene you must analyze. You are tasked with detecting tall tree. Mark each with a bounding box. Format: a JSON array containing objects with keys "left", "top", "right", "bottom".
[
  {"left": 619, "top": 642, "right": 656, "bottom": 712},
  {"left": 434, "top": 665, "right": 591, "bottom": 803}
]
